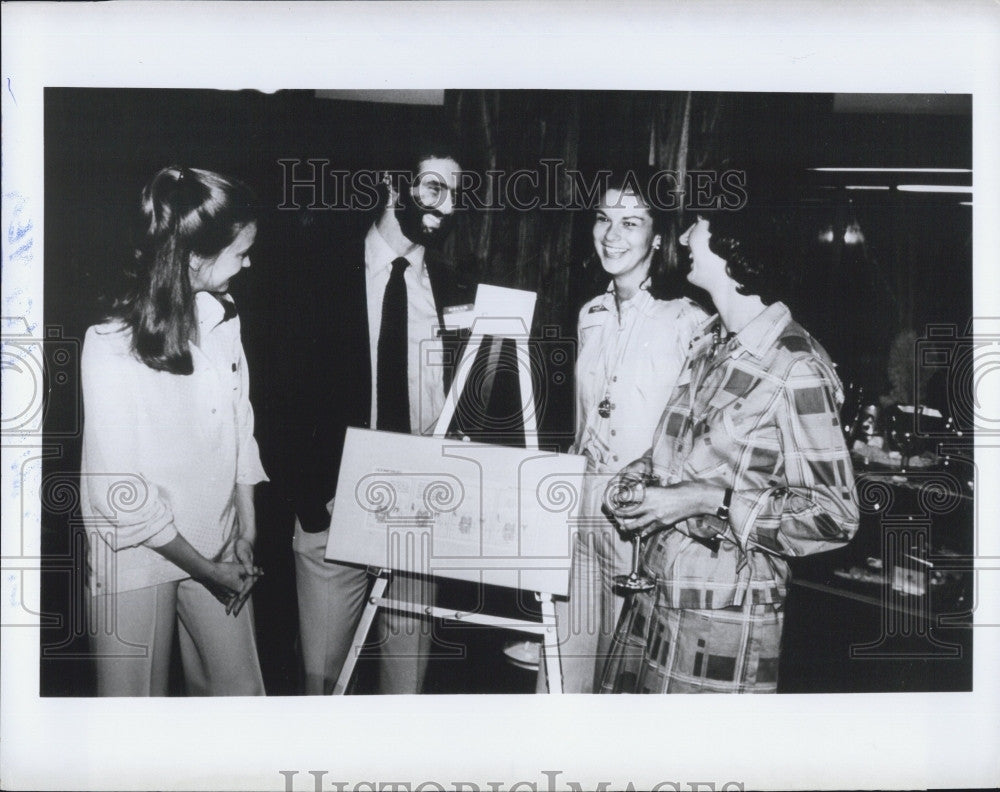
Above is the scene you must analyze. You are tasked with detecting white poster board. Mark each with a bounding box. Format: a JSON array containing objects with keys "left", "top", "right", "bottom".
[
  {"left": 441, "top": 283, "right": 537, "bottom": 334},
  {"left": 326, "top": 428, "right": 587, "bottom": 596}
]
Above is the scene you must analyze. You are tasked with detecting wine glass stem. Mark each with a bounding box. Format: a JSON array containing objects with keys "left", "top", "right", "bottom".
[{"left": 631, "top": 534, "right": 642, "bottom": 577}]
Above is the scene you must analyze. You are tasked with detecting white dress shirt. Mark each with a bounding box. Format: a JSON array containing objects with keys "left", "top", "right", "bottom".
[
  {"left": 364, "top": 223, "right": 445, "bottom": 435},
  {"left": 81, "top": 291, "right": 268, "bottom": 594}
]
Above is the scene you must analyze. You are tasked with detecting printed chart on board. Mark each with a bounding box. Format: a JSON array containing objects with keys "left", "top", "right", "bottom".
[{"left": 327, "top": 428, "right": 586, "bottom": 596}]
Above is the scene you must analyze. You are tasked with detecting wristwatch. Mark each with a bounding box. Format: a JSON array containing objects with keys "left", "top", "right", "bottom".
[{"left": 716, "top": 487, "right": 733, "bottom": 522}]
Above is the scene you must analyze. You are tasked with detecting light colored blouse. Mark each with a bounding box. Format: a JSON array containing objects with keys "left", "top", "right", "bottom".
[
  {"left": 574, "top": 285, "right": 706, "bottom": 474},
  {"left": 81, "top": 291, "right": 268, "bottom": 594}
]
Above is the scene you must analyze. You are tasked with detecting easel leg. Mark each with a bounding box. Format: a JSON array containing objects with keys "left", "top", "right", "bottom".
[
  {"left": 539, "top": 594, "right": 563, "bottom": 694},
  {"left": 432, "top": 335, "right": 488, "bottom": 438},
  {"left": 332, "top": 571, "right": 390, "bottom": 695},
  {"left": 515, "top": 337, "right": 538, "bottom": 447}
]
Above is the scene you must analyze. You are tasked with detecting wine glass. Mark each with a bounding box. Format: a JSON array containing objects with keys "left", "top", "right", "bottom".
[{"left": 604, "top": 475, "right": 655, "bottom": 593}]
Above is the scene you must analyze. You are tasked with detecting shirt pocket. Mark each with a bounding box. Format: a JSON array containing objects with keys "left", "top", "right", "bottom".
[
  {"left": 682, "top": 415, "right": 732, "bottom": 481},
  {"left": 577, "top": 314, "right": 605, "bottom": 348}
]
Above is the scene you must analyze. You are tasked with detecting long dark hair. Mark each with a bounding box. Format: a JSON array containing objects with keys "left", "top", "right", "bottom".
[{"left": 115, "top": 166, "right": 256, "bottom": 374}]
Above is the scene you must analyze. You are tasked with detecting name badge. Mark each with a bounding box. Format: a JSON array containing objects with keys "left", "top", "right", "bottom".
[
  {"left": 443, "top": 303, "right": 476, "bottom": 330},
  {"left": 580, "top": 306, "right": 609, "bottom": 332}
]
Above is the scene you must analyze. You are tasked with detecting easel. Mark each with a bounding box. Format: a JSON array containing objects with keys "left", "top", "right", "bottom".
[{"left": 332, "top": 299, "right": 565, "bottom": 695}]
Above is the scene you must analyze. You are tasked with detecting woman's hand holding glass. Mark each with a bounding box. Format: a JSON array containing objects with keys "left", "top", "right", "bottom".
[
  {"left": 610, "top": 480, "right": 721, "bottom": 539},
  {"left": 603, "top": 465, "right": 658, "bottom": 592},
  {"left": 604, "top": 470, "right": 727, "bottom": 592}
]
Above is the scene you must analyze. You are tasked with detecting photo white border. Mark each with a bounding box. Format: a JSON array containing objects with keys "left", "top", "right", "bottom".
[{"left": 3, "top": 2, "right": 999, "bottom": 790}]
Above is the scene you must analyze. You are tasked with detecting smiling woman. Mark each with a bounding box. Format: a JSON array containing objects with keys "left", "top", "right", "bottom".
[
  {"left": 601, "top": 194, "right": 859, "bottom": 694},
  {"left": 679, "top": 217, "right": 726, "bottom": 292},
  {"left": 547, "top": 169, "right": 708, "bottom": 693},
  {"left": 593, "top": 189, "right": 661, "bottom": 295}
]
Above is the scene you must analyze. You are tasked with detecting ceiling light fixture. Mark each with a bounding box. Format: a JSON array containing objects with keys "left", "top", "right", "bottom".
[
  {"left": 810, "top": 167, "right": 972, "bottom": 173},
  {"left": 896, "top": 185, "right": 974, "bottom": 193}
]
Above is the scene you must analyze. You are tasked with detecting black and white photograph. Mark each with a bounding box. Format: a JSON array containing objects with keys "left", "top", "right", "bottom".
[{"left": 3, "top": 2, "right": 999, "bottom": 791}]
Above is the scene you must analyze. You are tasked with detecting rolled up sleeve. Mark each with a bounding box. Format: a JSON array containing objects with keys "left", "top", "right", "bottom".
[
  {"left": 81, "top": 328, "right": 179, "bottom": 550},
  {"left": 731, "top": 356, "right": 859, "bottom": 556}
]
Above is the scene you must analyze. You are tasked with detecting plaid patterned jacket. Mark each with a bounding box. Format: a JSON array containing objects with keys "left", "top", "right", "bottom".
[{"left": 640, "top": 302, "right": 859, "bottom": 609}]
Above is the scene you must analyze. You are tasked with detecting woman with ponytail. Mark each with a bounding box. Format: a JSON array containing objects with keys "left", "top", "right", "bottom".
[{"left": 81, "top": 166, "right": 269, "bottom": 696}]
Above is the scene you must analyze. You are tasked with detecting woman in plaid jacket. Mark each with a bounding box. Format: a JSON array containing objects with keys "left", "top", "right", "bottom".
[{"left": 601, "top": 196, "right": 859, "bottom": 693}]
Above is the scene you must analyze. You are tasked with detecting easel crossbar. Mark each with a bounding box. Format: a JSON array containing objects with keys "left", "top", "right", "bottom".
[{"left": 374, "top": 597, "right": 556, "bottom": 635}]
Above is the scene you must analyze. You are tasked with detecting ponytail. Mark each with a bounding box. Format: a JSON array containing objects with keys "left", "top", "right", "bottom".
[{"left": 115, "top": 166, "right": 257, "bottom": 374}]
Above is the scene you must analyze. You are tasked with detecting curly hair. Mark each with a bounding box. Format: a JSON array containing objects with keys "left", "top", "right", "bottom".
[
  {"left": 695, "top": 184, "right": 796, "bottom": 306},
  {"left": 376, "top": 127, "right": 465, "bottom": 208}
]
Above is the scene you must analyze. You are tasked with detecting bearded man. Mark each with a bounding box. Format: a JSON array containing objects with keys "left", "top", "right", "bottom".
[{"left": 287, "top": 135, "right": 470, "bottom": 694}]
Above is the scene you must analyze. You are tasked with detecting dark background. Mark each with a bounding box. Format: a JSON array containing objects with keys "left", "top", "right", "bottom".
[{"left": 40, "top": 88, "right": 973, "bottom": 695}]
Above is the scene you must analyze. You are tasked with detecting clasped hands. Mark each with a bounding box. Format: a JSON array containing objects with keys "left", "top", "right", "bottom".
[
  {"left": 603, "top": 460, "right": 724, "bottom": 542},
  {"left": 208, "top": 535, "right": 263, "bottom": 617}
]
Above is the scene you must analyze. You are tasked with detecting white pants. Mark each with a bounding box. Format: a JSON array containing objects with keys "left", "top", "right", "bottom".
[
  {"left": 293, "top": 521, "right": 437, "bottom": 695},
  {"left": 88, "top": 578, "right": 265, "bottom": 696},
  {"left": 549, "top": 528, "right": 630, "bottom": 693},
  {"left": 544, "top": 471, "right": 631, "bottom": 693}
]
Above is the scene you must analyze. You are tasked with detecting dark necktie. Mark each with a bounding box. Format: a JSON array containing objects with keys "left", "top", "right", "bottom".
[{"left": 376, "top": 256, "right": 411, "bottom": 433}]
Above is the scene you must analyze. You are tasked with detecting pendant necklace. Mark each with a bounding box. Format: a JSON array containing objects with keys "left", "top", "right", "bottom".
[
  {"left": 710, "top": 323, "right": 734, "bottom": 360},
  {"left": 597, "top": 286, "right": 643, "bottom": 420}
]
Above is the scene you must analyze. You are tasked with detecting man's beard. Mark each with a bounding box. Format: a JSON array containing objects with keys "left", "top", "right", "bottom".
[{"left": 395, "top": 187, "right": 454, "bottom": 249}]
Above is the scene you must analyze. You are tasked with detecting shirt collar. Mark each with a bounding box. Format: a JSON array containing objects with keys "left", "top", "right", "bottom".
[
  {"left": 366, "top": 222, "right": 426, "bottom": 276},
  {"left": 734, "top": 301, "right": 791, "bottom": 358},
  {"left": 602, "top": 281, "right": 653, "bottom": 315},
  {"left": 688, "top": 301, "right": 792, "bottom": 360},
  {"left": 195, "top": 291, "right": 237, "bottom": 328}
]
